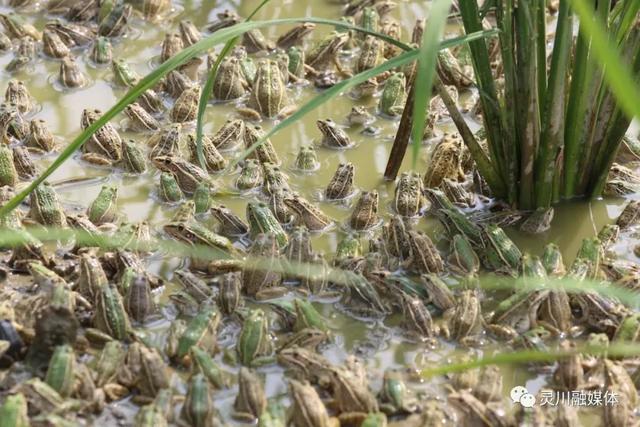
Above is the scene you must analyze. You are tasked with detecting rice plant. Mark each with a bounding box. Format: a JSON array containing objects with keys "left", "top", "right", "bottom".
[{"left": 445, "top": 0, "right": 640, "bottom": 209}]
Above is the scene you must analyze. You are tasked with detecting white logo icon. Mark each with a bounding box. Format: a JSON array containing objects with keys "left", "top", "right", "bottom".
[{"left": 511, "top": 386, "right": 536, "bottom": 408}]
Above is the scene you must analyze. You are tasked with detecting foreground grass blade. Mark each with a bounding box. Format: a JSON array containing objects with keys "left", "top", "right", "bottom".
[
  {"left": 422, "top": 342, "right": 640, "bottom": 377},
  {"left": 2, "top": 227, "right": 640, "bottom": 305},
  {"left": 410, "top": 0, "right": 452, "bottom": 169},
  {"left": 568, "top": 0, "right": 640, "bottom": 120},
  {"left": 194, "top": 0, "right": 272, "bottom": 170}
]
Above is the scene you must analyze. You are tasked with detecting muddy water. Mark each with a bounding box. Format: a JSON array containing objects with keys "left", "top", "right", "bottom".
[{"left": 0, "top": 0, "right": 634, "bottom": 424}]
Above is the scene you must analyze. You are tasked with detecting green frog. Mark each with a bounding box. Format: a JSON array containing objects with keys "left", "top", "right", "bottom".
[
  {"left": 0, "top": 145, "right": 17, "bottom": 187},
  {"left": 180, "top": 373, "right": 218, "bottom": 427},
  {"left": 90, "top": 36, "right": 112, "bottom": 64},
  {"left": 112, "top": 59, "right": 140, "bottom": 87},
  {"left": 379, "top": 72, "right": 406, "bottom": 116},
  {"left": 29, "top": 182, "right": 67, "bottom": 228},
  {"left": 236, "top": 159, "right": 263, "bottom": 191},
  {"left": 246, "top": 201, "right": 288, "bottom": 248},
  {"left": 159, "top": 172, "right": 182, "bottom": 202},
  {"left": 87, "top": 184, "right": 118, "bottom": 226},
  {"left": 237, "top": 309, "right": 275, "bottom": 367}
]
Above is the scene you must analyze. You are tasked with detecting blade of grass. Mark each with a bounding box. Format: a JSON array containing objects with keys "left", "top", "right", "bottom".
[
  {"left": 568, "top": 0, "right": 640, "bottom": 120},
  {"left": 574, "top": 0, "right": 611, "bottom": 194},
  {"left": 194, "top": 0, "right": 272, "bottom": 170},
  {"left": 515, "top": 0, "right": 541, "bottom": 210},
  {"left": 4, "top": 227, "right": 640, "bottom": 305},
  {"left": 562, "top": 3, "right": 594, "bottom": 198},
  {"left": 590, "top": 25, "right": 640, "bottom": 196},
  {"left": 495, "top": 0, "right": 519, "bottom": 204},
  {"left": 410, "top": 0, "right": 452, "bottom": 169},
  {"left": 535, "top": 0, "right": 547, "bottom": 111},
  {"left": 534, "top": 0, "right": 572, "bottom": 207},
  {"left": 422, "top": 342, "right": 640, "bottom": 378}
]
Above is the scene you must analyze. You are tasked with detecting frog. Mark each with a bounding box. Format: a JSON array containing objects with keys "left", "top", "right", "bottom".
[
  {"left": 90, "top": 36, "right": 112, "bottom": 64},
  {"left": 287, "top": 379, "right": 340, "bottom": 427},
  {"left": 423, "top": 133, "right": 466, "bottom": 188},
  {"left": 317, "top": 119, "right": 353, "bottom": 148},
  {"left": 4, "top": 80, "right": 32, "bottom": 114},
  {"left": 236, "top": 159, "right": 263, "bottom": 191},
  {"left": 306, "top": 31, "right": 350, "bottom": 75},
  {"left": 237, "top": 309, "right": 275, "bottom": 367},
  {"left": 29, "top": 182, "right": 67, "bottom": 228},
  {"left": 293, "top": 145, "right": 320, "bottom": 171},
  {"left": 124, "top": 103, "right": 160, "bottom": 133},
  {"left": 355, "top": 35, "right": 384, "bottom": 74},
  {"left": 58, "top": 56, "right": 87, "bottom": 88},
  {"left": 407, "top": 230, "right": 444, "bottom": 274},
  {"left": 394, "top": 171, "right": 426, "bottom": 217},
  {"left": 213, "top": 56, "right": 249, "bottom": 100},
  {"left": 349, "top": 190, "right": 380, "bottom": 231},
  {"left": 87, "top": 184, "right": 118, "bottom": 226},
  {"left": 379, "top": 72, "right": 406, "bottom": 116},
  {"left": 186, "top": 133, "right": 228, "bottom": 173},
  {"left": 347, "top": 106, "right": 374, "bottom": 126},
  {"left": 276, "top": 23, "right": 316, "bottom": 49},
  {"left": 284, "top": 194, "right": 333, "bottom": 231},
  {"left": 233, "top": 367, "right": 267, "bottom": 422},
  {"left": 242, "top": 233, "right": 287, "bottom": 300},
  {"left": 80, "top": 108, "right": 122, "bottom": 165},
  {"left": 325, "top": 162, "right": 355, "bottom": 200},
  {"left": 520, "top": 207, "right": 554, "bottom": 233},
  {"left": 152, "top": 155, "right": 210, "bottom": 195},
  {"left": 242, "top": 60, "right": 295, "bottom": 120},
  {"left": 246, "top": 201, "right": 288, "bottom": 248}
]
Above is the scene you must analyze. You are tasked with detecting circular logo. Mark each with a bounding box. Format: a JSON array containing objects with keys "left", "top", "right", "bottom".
[
  {"left": 510, "top": 386, "right": 528, "bottom": 403},
  {"left": 520, "top": 393, "right": 536, "bottom": 408}
]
